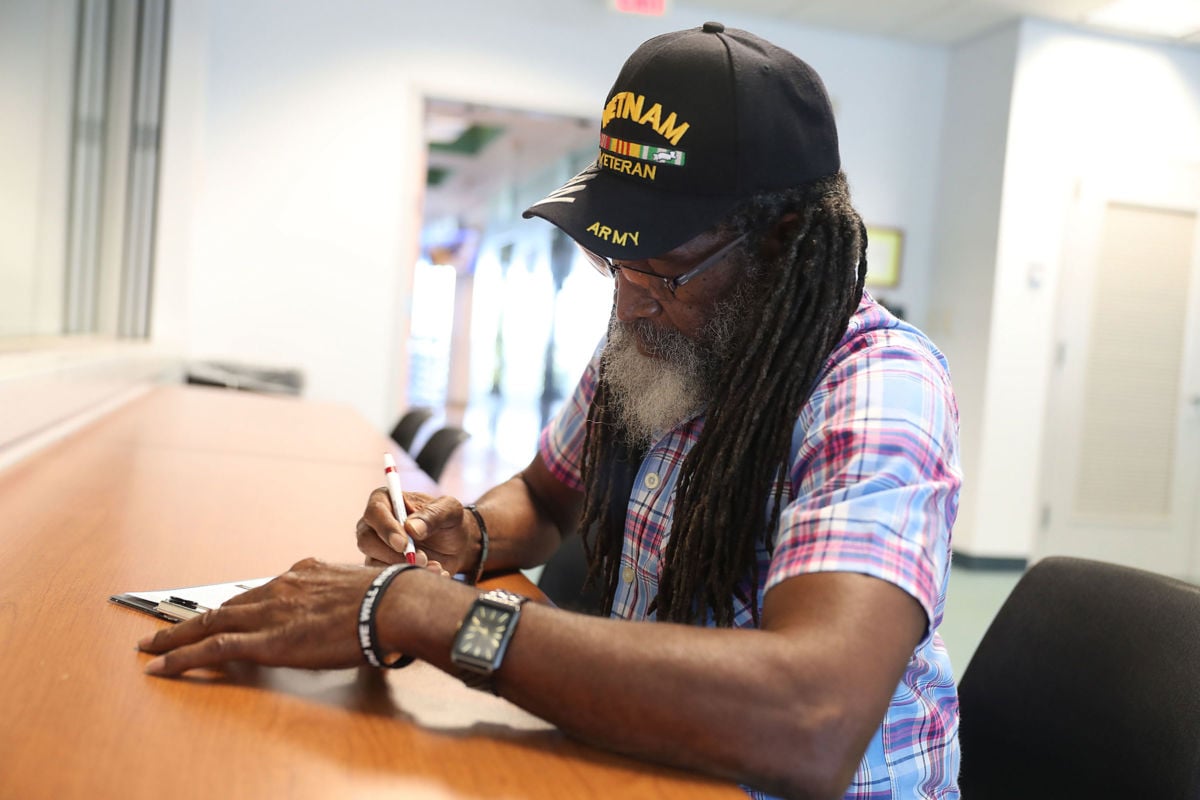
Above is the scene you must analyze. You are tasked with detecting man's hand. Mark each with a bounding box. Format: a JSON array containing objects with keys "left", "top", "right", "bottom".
[
  {"left": 138, "top": 558, "right": 405, "bottom": 676},
  {"left": 356, "top": 488, "right": 475, "bottom": 576}
]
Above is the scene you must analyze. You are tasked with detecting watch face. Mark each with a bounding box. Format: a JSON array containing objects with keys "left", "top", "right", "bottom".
[{"left": 460, "top": 606, "right": 513, "bottom": 663}]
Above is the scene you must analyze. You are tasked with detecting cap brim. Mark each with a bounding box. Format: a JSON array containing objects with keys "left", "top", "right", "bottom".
[{"left": 522, "top": 162, "right": 737, "bottom": 260}]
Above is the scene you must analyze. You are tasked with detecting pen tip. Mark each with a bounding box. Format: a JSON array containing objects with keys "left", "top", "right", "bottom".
[{"left": 405, "top": 552, "right": 416, "bottom": 565}]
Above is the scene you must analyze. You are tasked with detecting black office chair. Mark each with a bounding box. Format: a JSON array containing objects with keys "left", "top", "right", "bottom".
[
  {"left": 958, "top": 556, "right": 1200, "bottom": 800},
  {"left": 389, "top": 407, "right": 433, "bottom": 453},
  {"left": 414, "top": 426, "right": 471, "bottom": 483},
  {"left": 538, "top": 533, "right": 606, "bottom": 615},
  {"left": 538, "top": 451, "right": 642, "bottom": 616}
]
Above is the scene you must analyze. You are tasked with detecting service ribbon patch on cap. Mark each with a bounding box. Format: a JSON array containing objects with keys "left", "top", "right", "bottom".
[{"left": 599, "top": 134, "right": 686, "bottom": 167}]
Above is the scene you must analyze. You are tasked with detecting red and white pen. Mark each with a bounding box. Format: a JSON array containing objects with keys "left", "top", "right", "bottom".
[{"left": 383, "top": 453, "right": 417, "bottom": 565}]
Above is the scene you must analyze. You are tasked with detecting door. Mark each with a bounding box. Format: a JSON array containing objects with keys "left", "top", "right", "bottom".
[{"left": 1038, "top": 165, "right": 1200, "bottom": 580}]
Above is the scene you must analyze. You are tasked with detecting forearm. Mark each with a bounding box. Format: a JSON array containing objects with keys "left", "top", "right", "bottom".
[
  {"left": 465, "top": 476, "right": 556, "bottom": 574},
  {"left": 381, "top": 570, "right": 885, "bottom": 799},
  {"left": 497, "top": 608, "right": 846, "bottom": 797},
  {"left": 140, "top": 559, "right": 918, "bottom": 797},
  {"left": 466, "top": 457, "right": 584, "bottom": 575}
]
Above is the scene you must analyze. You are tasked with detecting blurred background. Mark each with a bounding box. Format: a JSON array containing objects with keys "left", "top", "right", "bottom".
[{"left": 2, "top": 0, "right": 1199, "bottom": 610}]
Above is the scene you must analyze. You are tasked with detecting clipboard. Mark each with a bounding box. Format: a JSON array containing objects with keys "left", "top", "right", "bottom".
[{"left": 110, "top": 577, "right": 272, "bottom": 622}]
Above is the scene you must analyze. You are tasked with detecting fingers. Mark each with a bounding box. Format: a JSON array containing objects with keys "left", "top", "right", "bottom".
[
  {"left": 143, "top": 629, "right": 275, "bottom": 676},
  {"left": 140, "top": 605, "right": 275, "bottom": 675},
  {"left": 138, "top": 560, "right": 378, "bottom": 675},
  {"left": 356, "top": 518, "right": 406, "bottom": 565},
  {"left": 369, "top": 553, "right": 445, "bottom": 576},
  {"left": 400, "top": 518, "right": 426, "bottom": 550},
  {"left": 139, "top": 601, "right": 263, "bottom": 654},
  {"left": 356, "top": 488, "right": 464, "bottom": 568},
  {"left": 367, "top": 487, "right": 403, "bottom": 537},
  {"left": 407, "top": 495, "right": 464, "bottom": 543},
  {"left": 366, "top": 554, "right": 445, "bottom": 577},
  {"left": 358, "top": 487, "right": 437, "bottom": 557}
]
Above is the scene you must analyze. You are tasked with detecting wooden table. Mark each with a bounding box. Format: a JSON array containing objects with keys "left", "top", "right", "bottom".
[{"left": 0, "top": 386, "right": 739, "bottom": 799}]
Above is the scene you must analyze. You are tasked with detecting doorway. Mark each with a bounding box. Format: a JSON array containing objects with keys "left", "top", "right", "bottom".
[
  {"left": 408, "top": 98, "right": 606, "bottom": 497},
  {"left": 1038, "top": 165, "right": 1200, "bottom": 580}
]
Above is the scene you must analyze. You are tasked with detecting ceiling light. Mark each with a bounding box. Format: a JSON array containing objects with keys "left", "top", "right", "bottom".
[{"left": 1086, "top": 0, "right": 1200, "bottom": 39}]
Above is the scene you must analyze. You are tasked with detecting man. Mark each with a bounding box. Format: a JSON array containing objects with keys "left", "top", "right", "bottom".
[{"left": 140, "top": 23, "right": 961, "bottom": 799}]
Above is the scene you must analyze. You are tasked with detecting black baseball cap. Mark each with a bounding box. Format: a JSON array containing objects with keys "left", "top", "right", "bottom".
[{"left": 522, "top": 22, "right": 840, "bottom": 260}]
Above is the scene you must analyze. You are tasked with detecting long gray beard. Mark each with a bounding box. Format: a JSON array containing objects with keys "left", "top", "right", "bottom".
[
  {"left": 602, "top": 320, "right": 707, "bottom": 444},
  {"left": 600, "top": 281, "right": 751, "bottom": 445}
]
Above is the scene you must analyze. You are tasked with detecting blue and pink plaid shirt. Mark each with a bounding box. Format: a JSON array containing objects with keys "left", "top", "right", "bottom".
[{"left": 539, "top": 292, "right": 961, "bottom": 799}]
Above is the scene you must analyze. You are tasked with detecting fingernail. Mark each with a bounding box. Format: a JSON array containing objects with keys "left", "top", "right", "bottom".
[
  {"left": 388, "top": 533, "right": 407, "bottom": 552},
  {"left": 137, "top": 634, "right": 154, "bottom": 650},
  {"left": 144, "top": 657, "right": 165, "bottom": 675},
  {"left": 409, "top": 519, "right": 427, "bottom": 538}
]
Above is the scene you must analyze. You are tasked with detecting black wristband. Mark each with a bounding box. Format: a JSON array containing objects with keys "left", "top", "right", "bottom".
[
  {"left": 464, "top": 503, "right": 489, "bottom": 585},
  {"left": 358, "top": 563, "right": 419, "bottom": 669}
]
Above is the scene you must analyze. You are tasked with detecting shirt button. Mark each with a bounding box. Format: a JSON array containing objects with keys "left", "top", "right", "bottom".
[
  {"left": 644, "top": 472, "right": 660, "bottom": 490},
  {"left": 622, "top": 567, "right": 635, "bottom": 584}
]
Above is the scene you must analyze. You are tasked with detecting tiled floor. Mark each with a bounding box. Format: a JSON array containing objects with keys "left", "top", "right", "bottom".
[
  {"left": 941, "top": 566, "right": 1023, "bottom": 674},
  {"left": 435, "top": 400, "right": 1024, "bottom": 675}
]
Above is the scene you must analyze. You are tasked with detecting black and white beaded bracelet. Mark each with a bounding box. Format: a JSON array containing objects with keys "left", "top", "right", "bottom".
[{"left": 357, "top": 563, "right": 419, "bottom": 669}]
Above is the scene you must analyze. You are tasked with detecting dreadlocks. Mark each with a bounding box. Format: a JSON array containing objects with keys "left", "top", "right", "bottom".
[{"left": 576, "top": 171, "right": 868, "bottom": 626}]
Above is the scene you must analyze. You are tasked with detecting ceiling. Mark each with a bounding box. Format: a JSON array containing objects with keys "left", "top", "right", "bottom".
[
  {"left": 692, "top": 0, "right": 1200, "bottom": 45},
  {"left": 422, "top": 98, "right": 594, "bottom": 246},
  {"left": 421, "top": 0, "right": 1200, "bottom": 250}
]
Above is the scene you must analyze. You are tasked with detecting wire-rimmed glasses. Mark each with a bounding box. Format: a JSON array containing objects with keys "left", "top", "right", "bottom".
[{"left": 577, "top": 232, "right": 749, "bottom": 297}]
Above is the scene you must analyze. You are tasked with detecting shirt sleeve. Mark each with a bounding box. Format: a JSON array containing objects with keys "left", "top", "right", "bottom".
[
  {"left": 766, "top": 334, "right": 961, "bottom": 637},
  {"left": 537, "top": 346, "right": 602, "bottom": 493}
]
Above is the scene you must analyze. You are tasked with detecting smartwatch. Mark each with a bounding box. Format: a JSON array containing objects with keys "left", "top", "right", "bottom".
[{"left": 450, "top": 588, "right": 528, "bottom": 693}]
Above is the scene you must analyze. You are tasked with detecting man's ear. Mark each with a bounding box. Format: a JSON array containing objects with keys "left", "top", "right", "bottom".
[{"left": 760, "top": 212, "right": 802, "bottom": 260}]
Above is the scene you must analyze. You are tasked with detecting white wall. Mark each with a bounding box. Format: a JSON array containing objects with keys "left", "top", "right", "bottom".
[
  {"left": 952, "top": 19, "right": 1200, "bottom": 558},
  {"left": 925, "top": 24, "right": 1020, "bottom": 557},
  {"left": 153, "top": 0, "right": 949, "bottom": 431}
]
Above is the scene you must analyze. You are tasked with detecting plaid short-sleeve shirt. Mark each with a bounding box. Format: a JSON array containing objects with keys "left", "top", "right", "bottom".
[{"left": 539, "top": 293, "right": 961, "bottom": 799}]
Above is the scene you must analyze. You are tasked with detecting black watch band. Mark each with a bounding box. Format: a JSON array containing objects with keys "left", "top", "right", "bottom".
[{"left": 450, "top": 588, "right": 528, "bottom": 693}]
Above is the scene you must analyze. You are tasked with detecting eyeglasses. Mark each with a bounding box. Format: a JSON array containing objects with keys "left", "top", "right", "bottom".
[{"left": 578, "top": 232, "right": 749, "bottom": 297}]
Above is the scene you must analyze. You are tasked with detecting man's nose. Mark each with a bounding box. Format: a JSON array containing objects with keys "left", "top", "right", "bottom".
[{"left": 614, "top": 270, "right": 662, "bottom": 322}]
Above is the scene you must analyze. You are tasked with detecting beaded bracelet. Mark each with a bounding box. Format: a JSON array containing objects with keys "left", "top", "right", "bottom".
[
  {"left": 357, "top": 563, "right": 419, "bottom": 669},
  {"left": 463, "top": 503, "right": 489, "bottom": 585}
]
